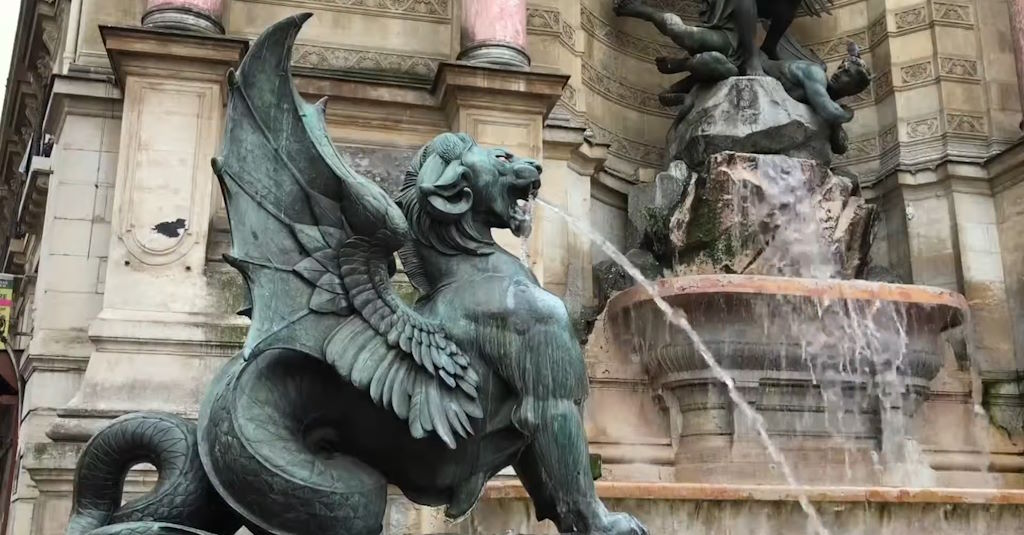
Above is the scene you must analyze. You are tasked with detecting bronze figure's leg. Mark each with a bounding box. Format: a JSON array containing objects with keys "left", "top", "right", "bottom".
[
  {"left": 513, "top": 399, "right": 647, "bottom": 534},
  {"left": 656, "top": 55, "right": 692, "bottom": 74},
  {"left": 733, "top": 0, "right": 765, "bottom": 75},
  {"left": 614, "top": 0, "right": 729, "bottom": 55},
  {"left": 761, "top": 13, "right": 795, "bottom": 60}
]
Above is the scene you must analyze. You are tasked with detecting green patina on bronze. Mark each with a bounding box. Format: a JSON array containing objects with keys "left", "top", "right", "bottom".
[{"left": 63, "top": 13, "right": 647, "bottom": 535}]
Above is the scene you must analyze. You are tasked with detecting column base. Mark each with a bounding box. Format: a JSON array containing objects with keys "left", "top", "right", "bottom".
[
  {"left": 142, "top": 7, "right": 224, "bottom": 35},
  {"left": 457, "top": 41, "right": 530, "bottom": 69}
]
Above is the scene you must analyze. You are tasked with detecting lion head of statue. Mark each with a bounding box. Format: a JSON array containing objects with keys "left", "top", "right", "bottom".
[{"left": 395, "top": 132, "right": 542, "bottom": 256}]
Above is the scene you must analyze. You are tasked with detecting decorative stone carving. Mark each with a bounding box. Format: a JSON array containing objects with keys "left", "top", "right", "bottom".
[
  {"left": 581, "top": 6, "right": 676, "bottom": 61},
  {"left": 932, "top": 1, "right": 973, "bottom": 25},
  {"left": 879, "top": 124, "right": 899, "bottom": 149},
  {"left": 292, "top": 44, "right": 440, "bottom": 81},
  {"left": 589, "top": 122, "right": 666, "bottom": 167},
  {"left": 939, "top": 57, "right": 980, "bottom": 80},
  {"left": 899, "top": 60, "right": 934, "bottom": 85},
  {"left": 263, "top": 0, "right": 451, "bottom": 19},
  {"left": 807, "top": 31, "right": 869, "bottom": 61},
  {"left": 582, "top": 62, "right": 671, "bottom": 116},
  {"left": 874, "top": 69, "right": 894, "bottom": 97},
  {"left": 946, "top": 112, "right": 987, "bottom": 135},
  {"left": 868, "top": 15, "right": 888, "bottom": 43},
  {"left": 906, "top": 115, "right": 941, "bottom": 139},
  {"left": 893, "top": 5, "right": 928, "bottom": 31}
]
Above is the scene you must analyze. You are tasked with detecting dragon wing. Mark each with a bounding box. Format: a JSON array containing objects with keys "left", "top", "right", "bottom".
[{"left": 213, "top": 13, "right": 481, "bottom": 448}]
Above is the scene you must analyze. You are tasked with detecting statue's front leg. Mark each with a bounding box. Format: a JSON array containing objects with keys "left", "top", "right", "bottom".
[
  {"left": 513, "top": 399, "right": 647, "bottom": 534},
  {"left": 733, "top": 0, "right": 765, "bottom": 75}
]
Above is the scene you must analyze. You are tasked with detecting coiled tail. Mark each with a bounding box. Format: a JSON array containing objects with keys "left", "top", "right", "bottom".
[{"left": 66, "top": 413, "right": 238, "bottom": 535}]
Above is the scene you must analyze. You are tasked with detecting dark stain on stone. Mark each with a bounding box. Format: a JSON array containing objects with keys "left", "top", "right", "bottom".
[{"left": 153, "top": 218, "right": 187, "bottom": 238}]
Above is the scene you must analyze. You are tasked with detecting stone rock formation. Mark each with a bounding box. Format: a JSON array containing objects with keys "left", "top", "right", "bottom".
[
  {"left": 668, "top": 77, "right": 833, "bottom": 169},
  {"left": 663, "top": 152, "right": 875, "bottom": 279}
]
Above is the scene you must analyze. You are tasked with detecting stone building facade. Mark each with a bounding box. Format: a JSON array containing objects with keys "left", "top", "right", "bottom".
[{"left": 0, "top": 0, "right": 1023, "bottom": 534}]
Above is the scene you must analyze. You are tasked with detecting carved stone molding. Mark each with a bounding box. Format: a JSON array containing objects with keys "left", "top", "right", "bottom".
[
  {"left": 946, "top": 112, "right": 987, "bottom": 136},
  {"left": 0, "top": 0, "right": 70, "bottom": 251},
  {"left": 879, "top": 125, "right": 899, "bottom": 150},
  {"left": 874, "top": 69, "right": 894, "bottom": 99},
  {"left": 893, "top": 5, "right": 929, "bottom": 32},
  {"left": 807, "top": 30, "right": 869, "bottom": 61},
  {"left": 527, "top": 5, "right": 577, "bottom": 50},
  {"left": 932, "top": 1, "right": 974, "bottom": 26},
  {"left": 236, "top": 0, "right": 451, "bottom": 21},
  {"left": 562, "top": 83, "right": 580, "bottom": 110},
  {"left": 582, "top": 61, "right": 671, "bottom": 117},
  {"left": 292, "top": 44, "right": 441, "bottom": 83},
  {"left": 581, "top": 6, "right": 676, "bottom": 62},
  {"left": 938, "top": 56, "right": 980, "bottom": 81},
  {"left": 834, "top": 136, "right": 880, "bottom": 164},
  {"left": 588, "top": 122, "right": 664, "bottom": 167},
  {"left": 898, "top": 59, "right": 934, "bottom": 87},
  {"left": 906, "top": 114, "right": 942, "bottom": 140},
  {"left": 868, "top": 15, "right": 888, "bottom": 45}
]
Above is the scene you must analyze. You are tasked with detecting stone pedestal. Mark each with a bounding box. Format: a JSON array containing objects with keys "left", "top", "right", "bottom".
[
  {"left": 458, "top": 0, "right": 529, "bottom": 68},
  {"left": 143, "top": 0, "right": 225, "bottom": 35},
  {"left": 434, "top": 62, "right": 567, "bottom": 282},
  {"left": 51, "top": 27, "right": 248, "bottom": 437}
]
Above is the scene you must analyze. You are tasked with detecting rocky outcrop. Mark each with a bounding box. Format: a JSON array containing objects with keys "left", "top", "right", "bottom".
[{"left": 668, "top": 77, "right": 832, "bottom": 169}]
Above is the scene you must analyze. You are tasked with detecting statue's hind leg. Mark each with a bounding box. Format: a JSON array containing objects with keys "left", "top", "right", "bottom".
[{"left": 512, "top": 398, "right": 647, "bottom": 535}]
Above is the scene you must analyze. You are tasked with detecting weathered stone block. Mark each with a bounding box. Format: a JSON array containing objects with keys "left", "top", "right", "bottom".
[
  {"left": 668, "top": 77, "right": 832, "bottom": 169},
  {"left": 627, "top": 160, "right": 689, "bottom": 258},
  {"left": 669, "top": 152, "right": 875, "bottom": 279}
]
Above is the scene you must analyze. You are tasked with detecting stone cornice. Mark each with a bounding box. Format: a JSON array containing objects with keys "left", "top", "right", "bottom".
[
  {"left": 99, "top": 25, "right": 249, "bottom": 88},
  {"left": 0, "top": 0, "right": 71, "bottom": 255},
  {"left": 234, "top": 0, "right": 453, "bottom": 23}
]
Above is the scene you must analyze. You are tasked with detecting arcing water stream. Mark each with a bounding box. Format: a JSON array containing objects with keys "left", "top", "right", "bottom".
[{"left": 535, "top": 198, "right": 833, "bottom": 535}]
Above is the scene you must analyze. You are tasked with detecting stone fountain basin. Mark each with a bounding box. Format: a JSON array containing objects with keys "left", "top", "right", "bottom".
[
  {"left": 606, "top": 274, "right": 968, "bottom": 388},
  {"left": 604, "top": 275, "right": 970, "bottom": 485}
]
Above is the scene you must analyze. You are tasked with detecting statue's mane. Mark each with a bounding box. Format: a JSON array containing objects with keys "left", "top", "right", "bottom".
[{"left": 394, "top": 135, "right": 496, "bottom": 257}]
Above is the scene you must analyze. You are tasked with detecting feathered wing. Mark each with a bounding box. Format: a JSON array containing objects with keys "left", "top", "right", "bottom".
[{"left": 212, "top": 13, "right": 481, "bottom": 448}]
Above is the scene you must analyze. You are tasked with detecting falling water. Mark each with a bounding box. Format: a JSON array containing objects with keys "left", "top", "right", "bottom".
[
  {"left": 518, "top": 199, "right": 534, "bottom": 267},
  {"left": 536, "top": 197, "right": 832, "bottom": 535}
]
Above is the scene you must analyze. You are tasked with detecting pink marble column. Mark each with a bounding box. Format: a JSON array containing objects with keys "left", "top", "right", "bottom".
[
  {"left": 143, "top": 0, "right": 225, "bottom": 35},
  {"left": 459, "top": 0, "right": 530, "bottom": 68},
  {"left": 1010, "top": 0, "right": 1024, "bottom": 129}
]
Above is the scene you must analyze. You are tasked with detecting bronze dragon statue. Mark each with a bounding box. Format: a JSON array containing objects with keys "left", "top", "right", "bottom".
[{"left": 64, "top": 13, "right": 648, "bottom": 535}]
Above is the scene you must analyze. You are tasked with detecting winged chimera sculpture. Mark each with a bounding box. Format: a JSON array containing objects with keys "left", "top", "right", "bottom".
[{"left": 65, "top": 13, "right": 648, "bottom": 535}]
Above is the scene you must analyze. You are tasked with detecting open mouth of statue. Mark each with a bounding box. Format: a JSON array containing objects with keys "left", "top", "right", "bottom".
[{"left": 508, "top": 181, "right": 540, "bottom": 238}]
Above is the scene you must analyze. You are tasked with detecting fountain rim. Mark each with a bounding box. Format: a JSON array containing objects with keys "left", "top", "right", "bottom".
[{"left": 606, "top": 274, "right": 970, "bottom": 315}]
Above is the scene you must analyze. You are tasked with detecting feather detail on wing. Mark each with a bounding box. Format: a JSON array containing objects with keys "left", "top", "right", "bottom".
[{"left": 212, "top": 13, "right": 480, "bottom": 448}]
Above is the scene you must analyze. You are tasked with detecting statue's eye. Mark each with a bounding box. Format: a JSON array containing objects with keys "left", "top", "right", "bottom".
[{"left": 495, "top": 154, "right": 510, "bottom": 163}]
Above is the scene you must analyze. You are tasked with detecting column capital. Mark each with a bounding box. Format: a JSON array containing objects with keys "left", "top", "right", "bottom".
[{"left": 100, "top": 25, "right": 248, "bottom": 88}]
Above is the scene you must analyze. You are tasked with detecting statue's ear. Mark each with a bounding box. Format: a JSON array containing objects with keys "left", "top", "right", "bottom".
[{"left": 417, "top": 153, "right": 472, "bottom": 220}]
